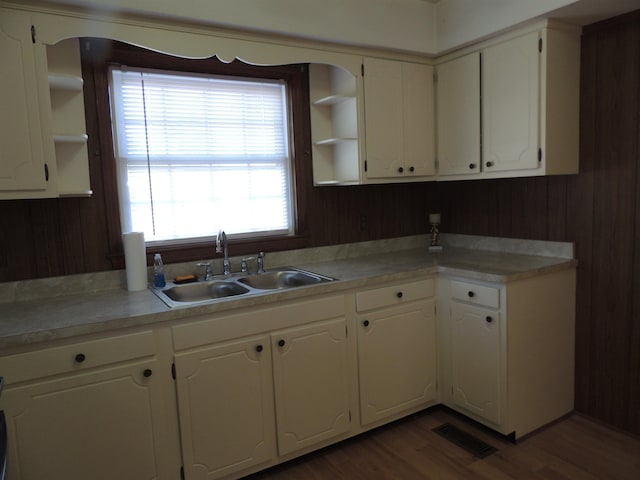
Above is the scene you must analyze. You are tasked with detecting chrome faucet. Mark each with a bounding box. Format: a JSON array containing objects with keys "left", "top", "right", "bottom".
[{"left": 216, "top": 230, "right": 231, "bottom": 275}]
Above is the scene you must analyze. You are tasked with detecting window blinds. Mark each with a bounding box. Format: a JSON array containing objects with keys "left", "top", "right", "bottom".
[{"left": 109, "top": 67, "right": 293, "bottom": 243}]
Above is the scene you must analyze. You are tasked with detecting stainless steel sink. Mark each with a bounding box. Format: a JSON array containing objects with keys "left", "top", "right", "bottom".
[
  {"left": 161, "top": 280, "right": 249, "bottom": 303},
  {"left": 237, "top": 269, "right": 333, "bottom": 290},
  {"left": 151, "top": 267, "right": 334, "bottom": 308}
]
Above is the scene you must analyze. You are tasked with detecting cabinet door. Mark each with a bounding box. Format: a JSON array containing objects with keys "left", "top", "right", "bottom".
[
  {"left": 363, "top": 57, "right": 403, "bottom": 178},
  {"left": 451, "top": 302, "right": 501, "bottom": 425},
  {"left": 174, "top": 335, "right": 275, "bottom": 480},
  {"left": 2, "top": 360, "right": 172, "bottom": 480},
  {"left": 482, "top": 32, "right": 540, "bottom": 172},
  {"left": 403, "top": 62, "right": 435, "bottom": 176},
  {"left": 271, "top": 318, "right": 350, "bottom": 456},
  {"left": 358, "top": 300, "right": 437, "bottom": 426},
  {"left": 0, "top": 11, "right": 50, "bottom": 194},
  {"left": 436, "top": 52, "right": 481, "bottom": 176}
]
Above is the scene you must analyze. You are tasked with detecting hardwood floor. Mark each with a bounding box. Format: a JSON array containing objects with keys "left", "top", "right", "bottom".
[{"left": 244, "top": 408, "right": 640, "bottom": 479}]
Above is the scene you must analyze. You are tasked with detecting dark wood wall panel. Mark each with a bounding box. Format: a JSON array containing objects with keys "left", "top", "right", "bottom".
[{"left": 0, "top": 10, "right": 639, "bottom": 435}]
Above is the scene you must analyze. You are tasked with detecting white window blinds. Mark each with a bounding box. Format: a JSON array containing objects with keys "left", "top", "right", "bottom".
[{"left": 109, "top": 66, "right": 293, "bottom": 243}]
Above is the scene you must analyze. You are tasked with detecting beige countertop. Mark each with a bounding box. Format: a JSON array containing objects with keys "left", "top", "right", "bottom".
[{"left": 0, "top": 234, "right": 577, "bottom": 350}]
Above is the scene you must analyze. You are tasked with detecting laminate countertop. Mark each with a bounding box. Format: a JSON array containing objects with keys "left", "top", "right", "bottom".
[{"left": 0, "top": 234, "right": 577, "bottom": 349}]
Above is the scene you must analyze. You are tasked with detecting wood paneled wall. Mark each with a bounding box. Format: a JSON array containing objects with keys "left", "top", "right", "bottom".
[{"left": 0, "top": 11, "right": 639, "bottom": 435}]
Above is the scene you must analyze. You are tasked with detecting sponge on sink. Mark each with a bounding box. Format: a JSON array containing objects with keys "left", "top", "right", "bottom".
[{"left": 174, "top": 274, "right": 197, "bottom": 284}]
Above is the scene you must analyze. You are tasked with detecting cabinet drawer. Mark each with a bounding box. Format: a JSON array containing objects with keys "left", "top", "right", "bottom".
[
  {"left": 356, "top": 278, "right": 435, "bottom": 312},
  {"left": 450, "top": 280, "right": 500, "bottom": 309},
  {"left": 0, "top": 330, "right": 155, "bottom": 385}
]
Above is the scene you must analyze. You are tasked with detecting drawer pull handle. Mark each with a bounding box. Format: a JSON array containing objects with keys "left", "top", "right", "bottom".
[
  {"left": 469, "top": 163, "right": 477, "bottom": 170},
  {"left": 256, "top": 344, "right": 264, "bottom": 353},
  {"left": 486, "top": 161, "right": 494, "bottom": 167},
  {"left": 409, "top": 166, "right": 415, "bottom": 172},
  {"left": 278, "top": 339, "right": 286, "bottom": 347},
  {"left": 486, "top": 316, "right": 493, "bottom": 323},
  {"left": 396, "top": 291, "right": 403, "bottom": 299},
  {"left": 363, "top": 320, "right": 370, "bottom": 327},
  {"left": 143, "top": 369, "right": 153, "bottom": 378},
  {"left": 398, "top": 167, "right": 404, "bottom": 173},
  {"left": 468, "top": 291, "right": 475, "bottom": 298},
  {"left": 75, "top": 353, "right": 86, "bottom": 363}
]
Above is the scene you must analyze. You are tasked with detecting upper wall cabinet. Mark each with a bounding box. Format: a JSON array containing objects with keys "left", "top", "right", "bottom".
[
  {"left": 436, "top": 52, "right": 481, "bottom": 176},
  {"left": 0, "top": 9, "right": 92, "bottom": 200},
  {"left": 363, "top": 58, "right": 436, "bottom": 182},
  {"left": 0, "top": 9, "right": 57, "bottom": 199},
  {"left": 437, "top": 22, "right": 580, "bottom": 180}
]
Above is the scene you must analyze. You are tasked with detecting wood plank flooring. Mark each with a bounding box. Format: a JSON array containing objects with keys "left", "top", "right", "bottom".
[{"left": 243, "top": 408, "right": 640, "bottom": 479}]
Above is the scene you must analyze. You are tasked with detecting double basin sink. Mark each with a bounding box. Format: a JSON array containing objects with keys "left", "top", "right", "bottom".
[{"left": 152, "top": 267, "right": 335, "bottom": 308}]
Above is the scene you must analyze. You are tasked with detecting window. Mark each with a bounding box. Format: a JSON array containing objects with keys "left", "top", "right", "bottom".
[{"left": 109, "top": 66, "right": 294, "bottom": 244}]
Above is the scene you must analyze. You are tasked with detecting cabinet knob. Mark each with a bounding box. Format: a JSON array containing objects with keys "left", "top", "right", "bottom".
[
  {"left": 363, "top": 320, "right": 370, "bottom": 327},
  {"left": 143, "top": 369, "right": 153, "bottom": 378},
  {"left": 256, "top": 344, "right": 264, "bottom": 353},
  {"left": 396, "top": 291, "right": 403, "bottom": 299},
  {"left": 486, "top": 316, "right": 493, "bottom": 323},
  {"left": 469, "top": 163, "right": 477, "bottom": 170},
  {"left": 278, "top": 339, "right": 286, "bottom": 347},
  {"left": 75, "top": 353, "right": 86, "bottom": 363},
  {"left": 409, "top": 166, "right": 415, "bottom": 172},
  {"left": 398, "top": 167, "right": 404, "bottom": 173},
  {"left": 468, "top": 291, "right": 475, "bottom": 298},
  {"left": 486, "top": 161, "right": 494, "bottom": 168}
]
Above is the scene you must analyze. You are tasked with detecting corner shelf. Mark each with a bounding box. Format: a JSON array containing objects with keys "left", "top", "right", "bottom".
[
  {"left": 47, "top": 38, "right": 92, "bottom": 197},
  {"left": 309, "top": 63, "right": 361, "bottom": 186}
]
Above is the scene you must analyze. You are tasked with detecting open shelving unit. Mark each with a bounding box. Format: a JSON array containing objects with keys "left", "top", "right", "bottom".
[
  {"left": 309, "top": 64, "right": 361, "bottom": 185},
  {"left": 47, "top": 38, "right": 92, "bottom": 197}
]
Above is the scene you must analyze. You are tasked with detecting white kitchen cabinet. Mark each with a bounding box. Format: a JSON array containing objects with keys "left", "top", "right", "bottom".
[
  {"left": 437, "top": 22, "right": 580, "bottom": 180},
  {"left": 450, "top": 291, "right": 502, "bottom": 425},
  {"left": 0, "top": 9, "right": 57, "bottom": 198},
  {"left": 435, "top": 52, "right": 481, "bottom": 176},
  {"left": 356, "top": 278, "right": 438, "bottom": 427},
  {"left": 309, "top": 63, "right": 362, "bottom": 185},
  {"left": 482, "top": 31, "right": 540, "bottom": 173},
  {"left": 0, "top": 330, "right": 180, "bottom": 480},
  {"left": 174, "top": 335, "right": 276, "bottom": 480},
  {"left": 363, "top": 58, "right": 435, "bottom": 181},
  {"left": 271, "top": 318, "right": 350, "bottom": 455},
  {"left": 171, "top": 295, "right": 350, "bottom": 479},
  {"left": 439, "top": 269, "right": 576, "bottom": 439}
]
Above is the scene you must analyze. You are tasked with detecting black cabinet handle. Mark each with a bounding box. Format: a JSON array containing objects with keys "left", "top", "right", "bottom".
[
  {"left": 363, "top": 320, "right": 370, "bottom": 327},
  {"left": 468, "top": 291, "right": 475, "bottom": 298},
  {"left": 256, "top": 345, "right": 263, "bottom": 352},
  {"left": 469, "top": 163, "right": 477, "bottom": 170},
  {"left": 486, "top": 316, "right": 493, "bottom": 323},
  {"left": 396, "top": 291, "right": 403, "bottom": 299},
  {"left": 278, "top": 339, "right": 285, "bottom": 347},
  {"left": 486, "top": 161, "right": 494, "bottom": 167},
  {"left": 75, "top": 353, "right": 86, "bottom": 363},
  {"left": 409, "top": 166, "right": 415, "bottom": 172},
  {"left": 398, "top": 167, "right": 404, "bottom": 173},
  {"left": 143, "top": 369, "right": 153, "bottom": 378}
]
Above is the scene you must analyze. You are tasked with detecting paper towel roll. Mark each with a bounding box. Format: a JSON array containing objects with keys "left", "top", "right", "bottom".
[{"left": 123, "top": 231, "right": 147, "bottom": 291}]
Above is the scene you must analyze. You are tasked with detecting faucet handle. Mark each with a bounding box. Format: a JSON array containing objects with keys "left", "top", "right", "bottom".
[
  {"left": 196, "top": 262, "right": 213, "bottom": 281},
  {"left": 257, "top": 251, "right": 266, "bottom": 274},
  {"left": 241, "top": 257, "right": 255, "bottom": 273}
]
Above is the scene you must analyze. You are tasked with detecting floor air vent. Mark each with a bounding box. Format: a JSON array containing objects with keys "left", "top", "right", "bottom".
[{"left": 432, "top": 423, "right": 498, "bottom": 458}]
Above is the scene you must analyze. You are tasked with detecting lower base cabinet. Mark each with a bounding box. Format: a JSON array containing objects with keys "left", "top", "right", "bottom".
[
  {"left": 356, "top": 279, "right": 438, "bottom": 427},
  {"left": 0, "top": 330, "right": 179, "bottom": 480},
  {"left": 172, "top": 296, "right": 350, "bottom": 480}
]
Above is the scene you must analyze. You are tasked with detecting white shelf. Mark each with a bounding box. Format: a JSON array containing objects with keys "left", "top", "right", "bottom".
[
  {"left": 313, "top": 94, "right": 354, "bottom": 106},
  {"left": 315, "top": 137, "right": 357, "bottom": 146},
  {"left": 53, "top": 133, "right": 88, "bottom": 144},
  {"left": 48, "top": 74, "right": 84, "bottom": 91}
]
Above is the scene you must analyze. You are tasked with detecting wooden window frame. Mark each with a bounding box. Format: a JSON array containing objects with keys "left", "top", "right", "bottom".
[{"left": 81, "top": 39, "right": 312, "bottom": 268}]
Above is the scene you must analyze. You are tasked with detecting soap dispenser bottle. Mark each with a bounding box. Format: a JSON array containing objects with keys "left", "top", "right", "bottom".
[{"left": 153, "top": 253, "right": 166, "bottom": 288}]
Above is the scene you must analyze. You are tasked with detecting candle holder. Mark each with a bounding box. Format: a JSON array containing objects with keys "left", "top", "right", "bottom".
[{"left": 428, "top": 213, "right": 443, "bottom": 252}]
